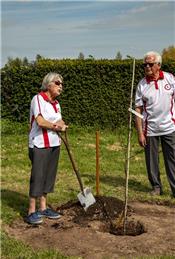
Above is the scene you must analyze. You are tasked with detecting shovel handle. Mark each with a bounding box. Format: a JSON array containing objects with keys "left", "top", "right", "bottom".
[{"left": 58, "top": 130, "right": 85, "bottom": 195}]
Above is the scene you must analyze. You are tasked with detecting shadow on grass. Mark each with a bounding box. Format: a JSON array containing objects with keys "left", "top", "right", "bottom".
[
  {"left": 1, "top": 189, "right": 28, "bottom": 217},
  {"left": 83, "top": 173, "right": 150, "bottom": 194}
]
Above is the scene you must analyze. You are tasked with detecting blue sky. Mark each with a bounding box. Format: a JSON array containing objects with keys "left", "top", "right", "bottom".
[{"left": 1, "top": 1, "right": 175, "bottom": 67}]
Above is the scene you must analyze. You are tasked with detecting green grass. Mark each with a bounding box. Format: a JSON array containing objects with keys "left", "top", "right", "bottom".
[
  {"left": 1, "top": 119, "right": 175, "bottom": 258},
  {"left": 1, "top": 232, "right": 78, "bottom": 259}
]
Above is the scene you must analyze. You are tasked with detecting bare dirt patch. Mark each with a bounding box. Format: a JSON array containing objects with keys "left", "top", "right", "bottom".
[
  {"left": 106, "top": 142, "right": 123, "bottom": 151},
  {"left": 4, "top": 196, "right": 175, "bottom": 259}
]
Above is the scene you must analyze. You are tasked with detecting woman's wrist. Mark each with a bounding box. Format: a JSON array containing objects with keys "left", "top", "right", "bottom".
[{"left": 52, "top": 123, "right": 57, "bottom": 131}]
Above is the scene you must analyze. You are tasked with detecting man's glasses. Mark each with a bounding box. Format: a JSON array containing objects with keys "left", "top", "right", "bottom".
[
  {"left": 54, "top": 81, "right": 64, "bottom": 86},
  {"left": 143, "top": 62, "right": 158, "bottom": 68}
]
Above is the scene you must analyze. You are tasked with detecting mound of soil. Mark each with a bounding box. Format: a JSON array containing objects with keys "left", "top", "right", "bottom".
[
  {"left": 56, "top": 196, "right": 145, "bottom": 236},
  {"left": 4, "top": 196, "right": 175, "bottom": 259}
]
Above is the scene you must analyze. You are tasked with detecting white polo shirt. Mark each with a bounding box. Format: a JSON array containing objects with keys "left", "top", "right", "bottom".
[
  {"left": 135, "top": 71, "right": 175, "bottom": 136},
  {"left": 29, "top": 91, "right": 62, "bottom": 148}
]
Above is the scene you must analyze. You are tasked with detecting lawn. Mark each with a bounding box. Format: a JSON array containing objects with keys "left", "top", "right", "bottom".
[{"left": 1, "top": 119, "right": 175, "bottom": 258}]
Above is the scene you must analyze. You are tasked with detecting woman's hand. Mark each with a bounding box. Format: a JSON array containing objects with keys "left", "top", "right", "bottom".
[{"left": 53, "top": 120, "right": 68, "bottom": 132}]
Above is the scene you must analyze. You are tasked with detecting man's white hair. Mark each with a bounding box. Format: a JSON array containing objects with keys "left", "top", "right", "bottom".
[{"left": 143, "top": 51, "right": 162, "bottom": 64}]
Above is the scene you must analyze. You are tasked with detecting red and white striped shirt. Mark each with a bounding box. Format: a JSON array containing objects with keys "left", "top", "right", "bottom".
[
  {"left": 29, "top": 91, "right": 62, "bottom": 148},
  {"left": 135, "top": 71, "right": 175, "bottom": 136}
]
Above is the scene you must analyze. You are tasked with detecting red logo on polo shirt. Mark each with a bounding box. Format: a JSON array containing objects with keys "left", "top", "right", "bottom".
[{"left": 164, "top": 84, "right": 171, "bottom": 90}]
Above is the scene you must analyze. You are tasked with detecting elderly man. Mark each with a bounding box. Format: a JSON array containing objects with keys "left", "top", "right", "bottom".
[{"left": 135, "top": 51, "right": 175, "bottom": 197}]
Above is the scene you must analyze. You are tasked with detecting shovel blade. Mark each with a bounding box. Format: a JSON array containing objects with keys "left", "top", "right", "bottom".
[{"left": 77, "top": 187, "right": 96, "bottom": 211}]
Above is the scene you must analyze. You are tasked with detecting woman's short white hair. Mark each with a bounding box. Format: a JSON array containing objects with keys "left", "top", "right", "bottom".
[
  {"left": 143, "top": 51, "right": 162, "bottom": 64},
  {"left": 41, "top": 72, "right": 63, "bottom": 91}
]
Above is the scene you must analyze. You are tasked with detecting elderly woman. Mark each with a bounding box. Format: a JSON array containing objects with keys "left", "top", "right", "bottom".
[{"left": 26, "top": 72, "right": 68, "bottom": 225}]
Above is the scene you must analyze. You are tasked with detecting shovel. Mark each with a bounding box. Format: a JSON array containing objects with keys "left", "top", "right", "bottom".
[{"left": 58, "top": 130, "right": 96, "bottom": 211}]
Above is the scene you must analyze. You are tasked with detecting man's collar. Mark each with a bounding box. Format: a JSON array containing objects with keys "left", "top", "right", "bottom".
[{"left": 146, "top": 70, "right": 164, "bottom": 83}]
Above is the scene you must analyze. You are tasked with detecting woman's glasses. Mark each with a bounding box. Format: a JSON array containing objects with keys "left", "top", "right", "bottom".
[
  {"left": 143, "top": 62, "right": 158, "bottom": 68},
  {"left": 54, "top": 81, "right": 64, "bottom": 86}
]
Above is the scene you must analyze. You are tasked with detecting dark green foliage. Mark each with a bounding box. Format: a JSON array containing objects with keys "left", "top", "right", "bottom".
[{"left": 1, "top": 59, "right": 175, "bottom": 129}]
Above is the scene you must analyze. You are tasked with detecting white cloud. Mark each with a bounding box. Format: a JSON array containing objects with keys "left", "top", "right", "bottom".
[
  {"left": 1, "top": 1, "right": 175, "bottom": 66},
  {"left": 76, "top": 2, "right": 174, "bottom": 31}
]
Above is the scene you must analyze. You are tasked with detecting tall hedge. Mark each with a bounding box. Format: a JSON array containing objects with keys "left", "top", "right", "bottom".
[{"left": 1, "top": 59, "right": 175, "bottom": 129}]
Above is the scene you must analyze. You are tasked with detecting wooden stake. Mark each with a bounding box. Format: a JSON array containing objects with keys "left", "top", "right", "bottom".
[
  {"left": 123, "top": 58, "right": 135, "bottom": 234},
  {"left": 96, "top": 131, "right": 100, "bottom": 196}
]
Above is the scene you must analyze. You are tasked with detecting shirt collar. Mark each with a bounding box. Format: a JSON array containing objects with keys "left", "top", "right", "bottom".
[
  {"left": 39, "top": 91, "right": 58, "bottom": 104},
  {"left": 146, "top": 70, "right": 164, "bottom": 83}
]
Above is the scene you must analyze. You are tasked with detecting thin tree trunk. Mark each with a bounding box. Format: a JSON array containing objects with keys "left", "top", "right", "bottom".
[{"left": 123, "top": 58, "right": 135, "bottom": 234}]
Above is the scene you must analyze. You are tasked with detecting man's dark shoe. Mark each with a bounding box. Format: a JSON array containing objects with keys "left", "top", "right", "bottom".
[
  {"left": 150, "top": 187, "right": 162, "bottom": 196},
  {"left": 39, "top": 208, "right": 61, "bottom": 219}
]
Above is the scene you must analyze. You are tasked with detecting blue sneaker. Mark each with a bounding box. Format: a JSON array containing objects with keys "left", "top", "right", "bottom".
[
  {"left": 39, "top": 208, "right": 61, "bottom": 219},
  {"left": 26, "top": 212, "right": 43, "bottom": 225}
]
